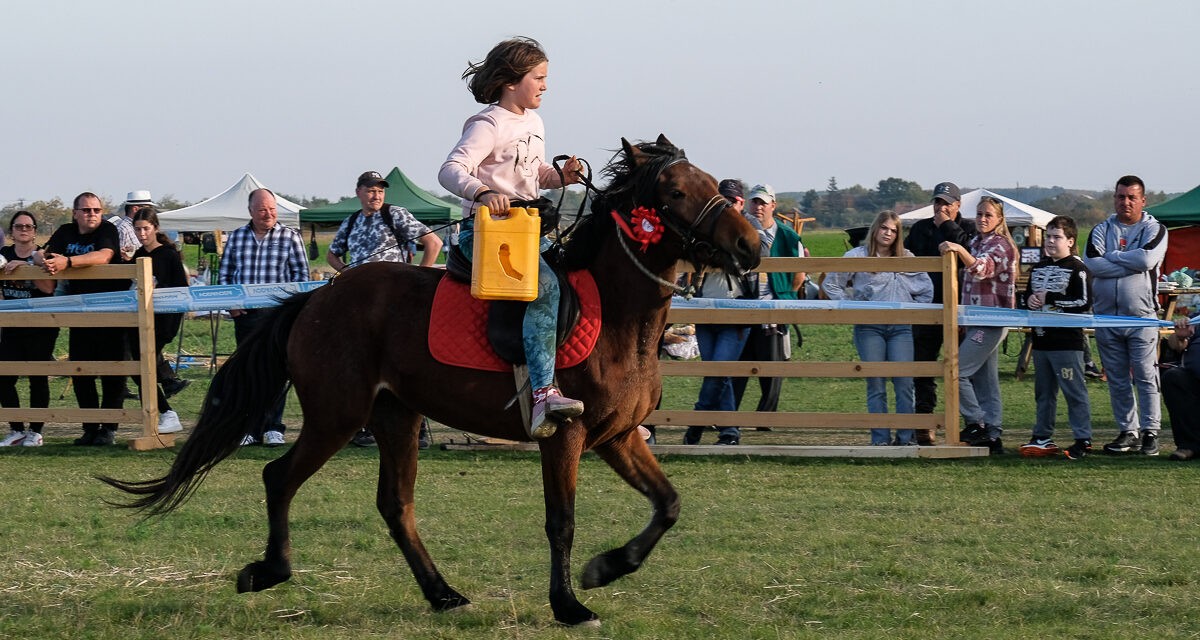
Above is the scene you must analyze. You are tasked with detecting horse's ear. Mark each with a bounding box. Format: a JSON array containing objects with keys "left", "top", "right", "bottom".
[
  {"left": 622, "top": 137, "right": 647, "bottom": 166},
  {"left": 655, "top": 133, "right": 674, "bottom": 148}
]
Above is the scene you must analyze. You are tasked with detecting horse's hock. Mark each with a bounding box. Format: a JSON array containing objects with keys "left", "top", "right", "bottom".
[
  {"left": 647, "top": 254, "right": 985, "bottom": 458},
  {"left": 0, "top": 259, "right": 173, "bottom": 451}
]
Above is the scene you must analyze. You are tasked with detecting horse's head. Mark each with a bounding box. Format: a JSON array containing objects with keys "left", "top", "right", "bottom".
[{"left": 614, "top": 135, "right": 760, "bottom": 276}]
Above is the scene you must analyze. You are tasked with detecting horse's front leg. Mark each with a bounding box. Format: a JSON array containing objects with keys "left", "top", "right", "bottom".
[
  {"left": 539, "top": 427, "right": 599, "bottom": 627},
  {"left": 581, "top": 428, "right": 679, "bottom": 589}
]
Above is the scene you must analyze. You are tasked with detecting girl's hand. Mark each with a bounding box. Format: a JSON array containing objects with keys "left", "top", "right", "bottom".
[
  {"left": 1027, "top": 291, "right": 1046, "bottom": 310},
  {"left": 562, "top": 156, "right": 583, "bottom": 185},
  {"left": 480, "top": 191, "right": 511, "bottom": 217},
  {"left": 3, "top": 260, "right": 20, "bottom": 274}
]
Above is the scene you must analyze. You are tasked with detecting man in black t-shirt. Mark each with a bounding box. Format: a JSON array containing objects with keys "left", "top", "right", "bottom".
[{"left": 41, "top": 192, "right": 129, "bottom": 446}]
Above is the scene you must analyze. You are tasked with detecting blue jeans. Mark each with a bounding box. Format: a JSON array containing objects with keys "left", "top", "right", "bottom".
[
  {"left": 958, "top": 326, "right": 1007, "bottom": 438},
  {"left": 853, "top": 324, "right": 915, "bottom": 445},
  {"left": 460, "top": 228, "right": 559, "bottom": 391},
  {"left": 1094, "top": 326, "right": 1161, "bottom": 434},
  {"left": 694, "top": 324, "right": 750, "bottom": 440}
]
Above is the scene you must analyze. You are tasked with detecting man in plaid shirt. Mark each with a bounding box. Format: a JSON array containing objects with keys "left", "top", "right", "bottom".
[{"left": 218, "top": 188, "right": 309, "bottom": 446}]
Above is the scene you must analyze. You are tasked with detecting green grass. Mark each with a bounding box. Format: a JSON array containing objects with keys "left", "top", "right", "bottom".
[{"left": 2, "top": 446, "right": 1197, "bottom": 639}]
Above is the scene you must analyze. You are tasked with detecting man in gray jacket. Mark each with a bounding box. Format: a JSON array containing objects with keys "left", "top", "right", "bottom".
[{"left": 1084, "top": 175, "right": 1168, "bottom": 456}]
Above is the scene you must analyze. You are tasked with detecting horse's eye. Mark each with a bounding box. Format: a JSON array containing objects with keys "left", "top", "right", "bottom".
[{"left": 670, "top": 190, "right": 684, "bottom": 199}]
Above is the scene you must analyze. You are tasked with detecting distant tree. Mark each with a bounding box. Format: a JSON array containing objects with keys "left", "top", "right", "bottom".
[
  {"left": 279, "top": 194, "right": 334, "bottom": 209},
  {"left": 0, "top": 198, "right": 73, "bottom": 231},
  {"left": 800, "top": 189, "right": 819, "bottom": 213},
  {"left": 155, "top": 194, "right": 192, "bottom": 211},
  {"left": 876, "top": 177, "right": 926, "bottom": 208}
]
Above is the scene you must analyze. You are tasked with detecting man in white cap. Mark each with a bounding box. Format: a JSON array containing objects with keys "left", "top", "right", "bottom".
[
  {"left": 112, "top": 190, "right": 157, "bottom": 262},
  {"left": 732, "top": 184, "right": 805, "bottom": 430}
]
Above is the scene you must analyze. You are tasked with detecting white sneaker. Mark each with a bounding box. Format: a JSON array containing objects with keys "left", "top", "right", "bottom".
[
  {"left": 21, "top": 432, "right": 43, "bottom": 447},
  {"left": 239, "top": 434, "right": 258, "bottom": 446},
  {"left": 0, "top": 430, "right": 25, "bottom": 447},
  {"left": 263, "top": 430, "right": 285, "bottom": 447},
  {"left": 157, "top": 410, "right": 183, "bottom": 434}
]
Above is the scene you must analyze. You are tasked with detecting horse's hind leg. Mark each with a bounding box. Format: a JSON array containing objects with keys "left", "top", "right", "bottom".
[
  {"left": 371, "top": 392, "right": 470, "bottom": 612},
  {"left": 237, "top": 408, "right": 362, "bottom": 593},
  {"left": 581, "top": 429, "right": 680, "bottom": 590}
]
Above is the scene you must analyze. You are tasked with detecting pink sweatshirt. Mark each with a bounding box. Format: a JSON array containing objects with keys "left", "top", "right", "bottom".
[{"left": 438, "top": 104, "right": 565, "bottom": 218}]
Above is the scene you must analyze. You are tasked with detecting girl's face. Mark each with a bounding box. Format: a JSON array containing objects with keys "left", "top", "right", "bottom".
[
  {"left": 133, "top": 220, "right": 157, "bottom": 247},
  {"left": 976, "top": 202, "right": 1003, "bottom": 234},
  {"left": 10, "top": 215, "right": 36, "bottom": 243},
  {"left": 873, "top": 220, "right": 898, "bottom": 252},
  {"left": 505, "top": 61, "right": 548, "bottom": 112}
]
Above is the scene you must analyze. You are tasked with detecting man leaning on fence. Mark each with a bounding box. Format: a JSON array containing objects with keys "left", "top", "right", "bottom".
[
  {"left": 218, "top": 188, "right": 309, "bottom": 447},
  {"left": 38, "top": 192, "right": 130, "bottom": 446}
]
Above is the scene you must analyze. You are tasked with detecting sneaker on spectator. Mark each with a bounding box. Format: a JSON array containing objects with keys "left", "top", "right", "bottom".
[
  {"left": 21, "top": 432, "right": 43, "bottom": 447},
  {"left": 979, "top": 437, "right": 1004, "bottom": 455},
  {"left": 0, "top": 430, "right": 26, "bottom": 447},
  {"left": 239, "top": 434, "right": 258, "bottom": 446},
  {"left": 1019, "top": 437, "right": 1061, "bottom": 457},
  {"left": 715, "top": 433, "right": 740, "bottom": 446},
  {"left": 1140, "top": 432, "right": 1159, "bottom": 456},
  {"left": 1102, "top": 431, "right": 1141, "bottom": 455},
  {"left": 351, "top": 429, "right": 376, "bottom": 447},
  {"left": 263, "top": 430, "right": 285, "bottom": 448},
  {"left": 960, "top": 422, "right": 986, "bottom": 444},
  {"left": 74, "top": 431, "right": 98, "bottom": 446},
  {"left": 158, "top": 410, "right": 183, "bottom": 434},
  {"left": 162, "top": 378, "right": 191, "bottom": 399},
  {"left": 1064, "top": 439, "right": 1091, "bottom": 460},
  {"left": 683, "top": 426, "right": 706, "bottom": 445},
  {"left": 1084, "top": 362, "right": 1104, "bottom": 380},
  {"left": 92, "top": 430, "right": 115, "bottom": 446}
]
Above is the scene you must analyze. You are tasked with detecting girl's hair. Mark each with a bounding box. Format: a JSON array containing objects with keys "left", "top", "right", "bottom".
[
  {"left": 866, "top": 210, "right": 904, "bottom": 257},
  {"left": 8, "top": 210, "right": 36, "bottom": 234},
  {"left": 462, "top": 37, "right": 548, "bottom": 104},
  {"left": 977, "top": 196, "right": 1018, "bottom": 254},
  {"left": 131, "top": 207, "right": 175, "bottom": 250}
]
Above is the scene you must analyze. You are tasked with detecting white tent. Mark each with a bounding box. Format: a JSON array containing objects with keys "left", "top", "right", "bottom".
[
  {"left": 157, "top": 173, "right": 304, "bottom": 233},
  {"left": 899, "top": 189, "right": 1056, "bottom": 229}
]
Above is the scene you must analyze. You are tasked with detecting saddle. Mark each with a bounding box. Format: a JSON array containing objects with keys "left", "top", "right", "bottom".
[{"left": 430, "top": 246, "right": 600, "bottom": 372}]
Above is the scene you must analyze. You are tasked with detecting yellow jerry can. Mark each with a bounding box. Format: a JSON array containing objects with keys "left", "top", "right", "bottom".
[{"left": 471, "top": 205, "right": 541, "bottom": 301}]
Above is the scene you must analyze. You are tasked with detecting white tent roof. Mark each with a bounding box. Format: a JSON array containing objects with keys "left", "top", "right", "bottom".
[
  {"left": 157, "top": 173, "right": 304, "bottom": 233},
  {"left": 900, "top": 189, "right": 1055, "bottom": 229}
]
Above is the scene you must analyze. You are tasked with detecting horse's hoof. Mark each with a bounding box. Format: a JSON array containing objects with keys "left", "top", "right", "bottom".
[
  {"left": 581, "top": 549, "right": 637, "bottom": 589},
  {"left": 552, "top": 600, "right": 599, "bottom": 626},
  {"left": 432, "top": 592, "right": 472, "bottom": 612},
  {"left": 236, "top": 561, "right": 291, "bottom": 593},
  {"left": 576, "top": 619, "right": 602, "bottom": 629}
]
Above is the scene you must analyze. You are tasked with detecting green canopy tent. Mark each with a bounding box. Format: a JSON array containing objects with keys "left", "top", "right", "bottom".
[
  {"left": 1147, "top": 185, "right": 1200, "bottom": 275},
  {"left": 299, "top": 167, "right": 461, "bottom": 225},
  {"left": 1147, "top": 184, "right": 1200, "bottom": 225}
]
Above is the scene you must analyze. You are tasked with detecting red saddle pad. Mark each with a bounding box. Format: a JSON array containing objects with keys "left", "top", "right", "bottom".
[{"left": 428, "top": 270, "right": 601, "bottom": 372}]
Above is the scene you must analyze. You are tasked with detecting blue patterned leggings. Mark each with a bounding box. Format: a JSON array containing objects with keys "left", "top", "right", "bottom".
[{"left": 459, "top": 228, "right": 559, "bottom": 390}]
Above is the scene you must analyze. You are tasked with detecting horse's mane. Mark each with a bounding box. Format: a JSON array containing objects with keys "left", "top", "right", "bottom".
[{"left": 557, "top": 140, "right": 686, "bottom": 271}]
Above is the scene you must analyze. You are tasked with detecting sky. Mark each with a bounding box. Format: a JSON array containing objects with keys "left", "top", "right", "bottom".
[{"left": 3, "top": 0, "right": 1199, "bottom": 209}]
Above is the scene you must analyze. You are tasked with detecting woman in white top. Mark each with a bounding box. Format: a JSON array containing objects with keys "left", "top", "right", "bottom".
[
  {"left": 439, "top": 37, "right": 583, "bottom": 438},
  {"left": 824, "top": 211, "right": 933, "bottom": 445}
]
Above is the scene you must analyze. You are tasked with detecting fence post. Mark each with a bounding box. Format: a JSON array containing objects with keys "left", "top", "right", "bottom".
[
  {"left": 942, "top": 252, "right": 961, "bottom": 444},
  {"left": 128, "top": 256, "right": 172, "bottom": 451}
]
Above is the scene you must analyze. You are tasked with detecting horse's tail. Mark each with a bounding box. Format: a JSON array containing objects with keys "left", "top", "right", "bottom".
[{"left": 98, "top": 290, "right": 316, "bottom": 516}]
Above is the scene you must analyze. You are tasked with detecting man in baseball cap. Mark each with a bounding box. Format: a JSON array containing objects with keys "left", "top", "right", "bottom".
[{"left": 904, "top": 181, "right": 975, "bottom": 444}]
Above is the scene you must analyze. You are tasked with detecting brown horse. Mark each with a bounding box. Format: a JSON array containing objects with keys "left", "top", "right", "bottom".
[{"left": 101, "top": 135, "right": 760, "bottom": 626}]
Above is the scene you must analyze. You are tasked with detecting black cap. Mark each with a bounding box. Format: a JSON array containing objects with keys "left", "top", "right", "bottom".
[
  {"left": 718, "top": 179, "right": 744, "bottom": 200},
  {"left": 357, "top": 171, "right": 389, "bottom": 189},
  {"left": 932, "top": 182, "right": 961, "bottom": 204}
]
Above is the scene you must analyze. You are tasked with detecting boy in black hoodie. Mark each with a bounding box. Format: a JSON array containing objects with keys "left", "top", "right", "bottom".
[{"left": 1020, "top": 215, "right": 1093, "bottom": 460}]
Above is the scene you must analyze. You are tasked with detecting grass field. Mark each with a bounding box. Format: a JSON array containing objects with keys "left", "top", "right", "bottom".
[{"left": 3, "top": 228, "right": 1196, "bottom": 638}]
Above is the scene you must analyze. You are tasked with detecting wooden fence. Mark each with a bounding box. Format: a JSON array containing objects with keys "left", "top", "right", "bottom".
[
  {"left": 0, "top": 258, "right": 172, "bottom": 451},
  {"left": 647, "top": 254, "right": 969, "bottom": 445}
]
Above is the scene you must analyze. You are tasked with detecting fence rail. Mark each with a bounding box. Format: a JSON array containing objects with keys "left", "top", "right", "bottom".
[
  {"left": 649, "top": 254, "right": 965, "bottom": 443},
  {"left": 0, "top": 260, "right": 172, "bottom": 450}
]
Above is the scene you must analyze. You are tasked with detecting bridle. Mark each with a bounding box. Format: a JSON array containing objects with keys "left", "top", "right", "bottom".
[{"left": 552, "top": 153, "right": 738, "bottom": 297}]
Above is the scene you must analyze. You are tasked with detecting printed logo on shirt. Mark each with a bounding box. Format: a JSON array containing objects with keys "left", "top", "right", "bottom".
[{"left": 66, "top": 242, "right": 97, "bottom": 255}]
